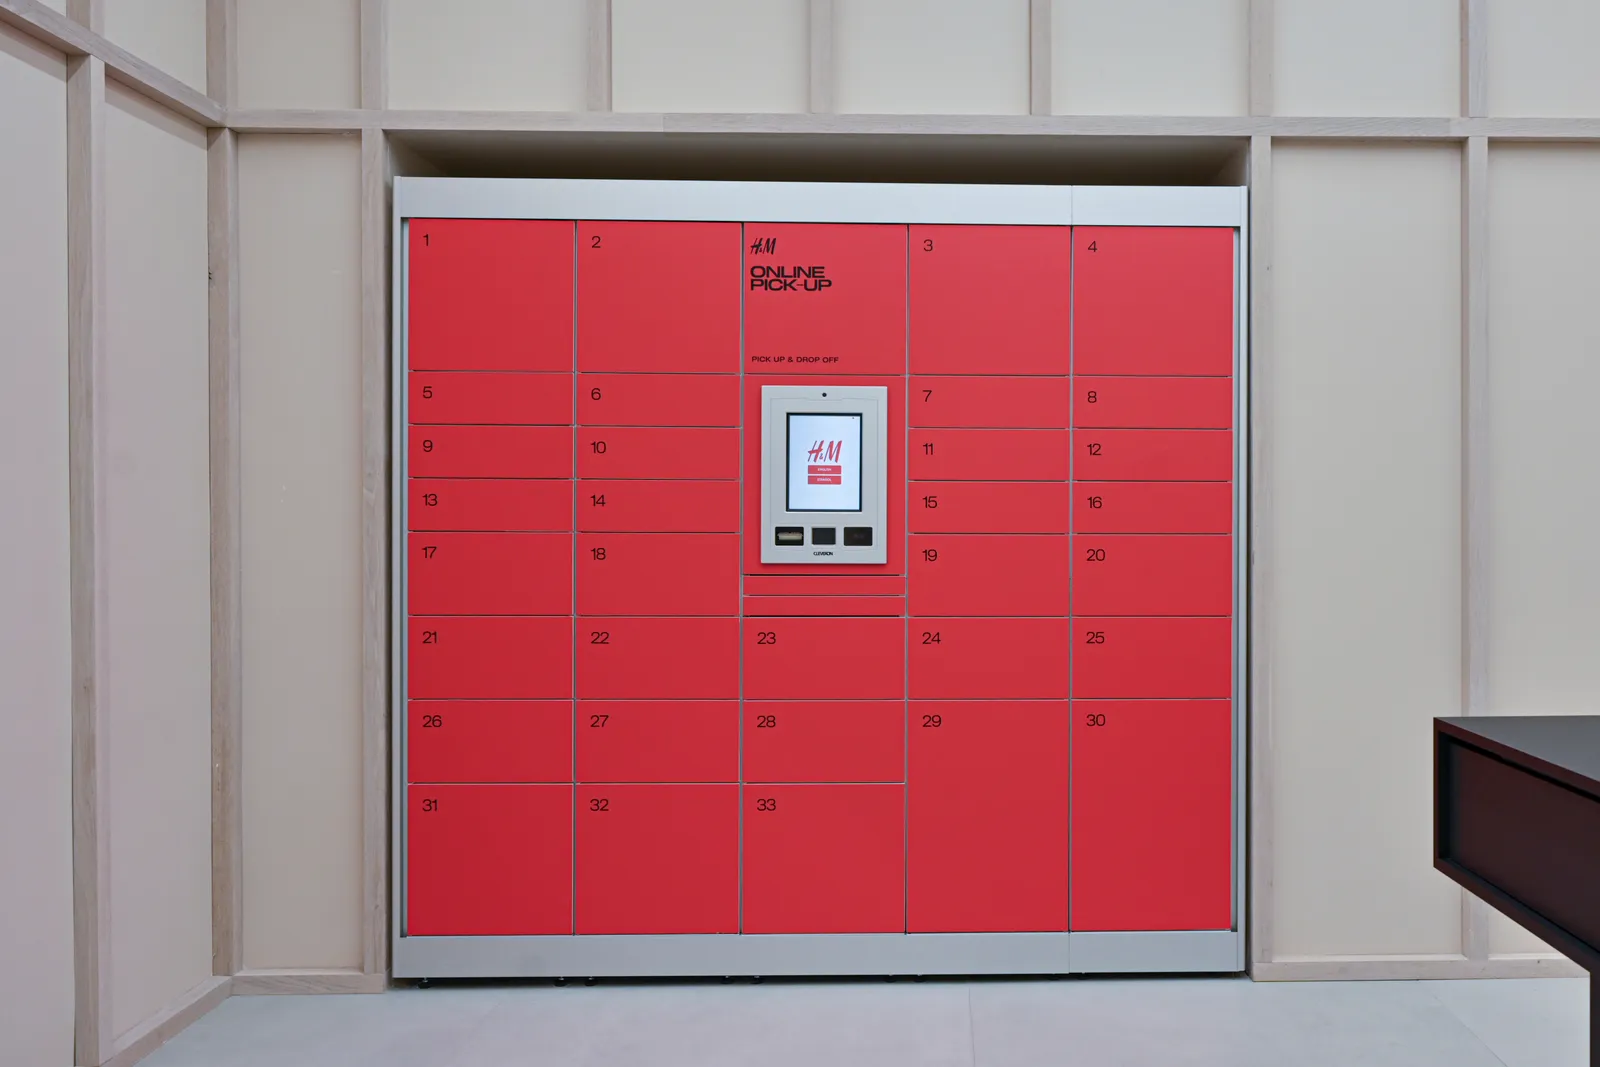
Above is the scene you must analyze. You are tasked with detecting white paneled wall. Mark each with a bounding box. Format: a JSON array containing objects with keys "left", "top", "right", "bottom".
[
  {"left": 388, "top": 0, "right": 587, "bottom": 111},
  {"left": 1274, "top": 0, "right": 1459, "bottom": 117},
  {"left": 612, "top": 0, "right": 808, "bottom": 113},
  {"left": 104, "top": 81, "right": 214, "bottom": 1037},
  {"left": 103, "top": 0, "right": 208, "bottom": 90},
  {"left": 1484, "top": 145, "right": 1600, "bottom": 957},
  {"left": 1269, "top": 145, "right": 1463, "bottom": 957},
  {"left": 1486, "top": 0, "right": 1600, "bottom": 117},
  {"left": 13, "top": 0, "right": 1600, "bottom": 1014},
  {"left": 834, "top": 0, "right": 1030, "bottom": 114},
  {"left": 236, "top": 0, "right": 361, "bottom": 109},
  {"left": 0, "top": 24, "right": 74, "bottom": 1067},
  {"left": 1052, "top": 0, "right": 1248, "bottom": 116},
  {"left": 1486, "top": 146, "right": 1600, "bottom": 716},
  {"left": 238, "top": 135, "right": 366, "bottom": 971}
]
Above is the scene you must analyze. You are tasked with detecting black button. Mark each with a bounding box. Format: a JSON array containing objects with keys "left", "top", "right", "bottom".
[
  {"left": 810, "top": 527, "right": 837, "bottom": 545},
  {"left": 843, "top": 527, "right": 873, "bottom": 546},
  {"left": 775, "top": 527, "right": 804, "bottom": 545}
]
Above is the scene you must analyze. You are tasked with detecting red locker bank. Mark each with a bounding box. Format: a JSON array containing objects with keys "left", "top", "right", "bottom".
[{"left": 394, "top": 179, "right": 1246, "bottom": 978}]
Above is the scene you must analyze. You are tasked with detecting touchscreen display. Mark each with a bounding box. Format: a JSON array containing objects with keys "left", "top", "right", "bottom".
[{"left": 786, "top": 413, "right": 863, "bottom": 512}]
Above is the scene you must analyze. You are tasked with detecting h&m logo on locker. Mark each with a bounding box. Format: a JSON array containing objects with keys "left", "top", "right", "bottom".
[
  {"left": 748, "top": 236, "right": 833, "bottom": 292},
  {"left": 806, "top": 440, "right": 843, "bottom": 485}
]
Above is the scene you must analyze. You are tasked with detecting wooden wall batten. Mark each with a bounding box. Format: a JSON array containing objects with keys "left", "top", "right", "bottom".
[{"left": 67, "top": 45, "right": 113, "bottom": 1067}]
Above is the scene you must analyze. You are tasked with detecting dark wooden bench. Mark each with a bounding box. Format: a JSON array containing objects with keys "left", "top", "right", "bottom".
[{"left": 1435, "top": 715, "right": 1600, "bottom": 1065}]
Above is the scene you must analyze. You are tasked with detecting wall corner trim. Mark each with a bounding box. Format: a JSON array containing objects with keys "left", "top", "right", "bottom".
[
  {"left": 101, "top": 976, "right": 232, "bottom": 1067},
  {"left": 231, "top": 969, "right": 389, "bottom": 995}
]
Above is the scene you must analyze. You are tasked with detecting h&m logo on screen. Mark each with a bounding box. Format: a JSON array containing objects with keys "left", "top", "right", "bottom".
[
  {"left": 748, "top": 237, "right": 833, "bottom": 291},
  {"left": 807, "top": 440, "right": 843, "bottom": 485}
]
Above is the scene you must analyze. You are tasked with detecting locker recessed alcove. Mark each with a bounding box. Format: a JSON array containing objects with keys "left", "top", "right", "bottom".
[{"left": 393, "top": 168, "right": 1246, "bottom": 980}]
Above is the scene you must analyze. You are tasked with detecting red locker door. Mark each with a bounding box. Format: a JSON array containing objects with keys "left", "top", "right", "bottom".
[
  {"left": 1073, "top": 617, "right": 1232, "bottom": 699},
  {"left": 743, "top": 575, "right": 907, "bottom": 596},
  {"left": 576, "top": 702, "right": 739, "bottom": 783},
  {"left": 409, "top": 371, "right": 573, "bottom": 426},
  {"left": 409, "top": 617, "right": 573, "bottom": 700},
  {"left": 909, "top": 226, "right": 1071, "bottom": 376},
  {"left": 576, "top": 222, "right": 741, "bottom": 374},
  {"left": 909, "top": 618, "right": 1069, "bottom": 700},
  {"left": 408, "top": 532, "right": 572, "bottom": 616},
  {"left": 909, "top": 375, "right": 1071, "bottom": 429},
  {"left": 910, "top": 430, "right": 1069, "bottom": 482},
  {"left": 1072, "top": 535, "right": 1233, "bottom": 617},
  {"left": 1073, "top": 482, "right": 1232, "bottom": 535},
  {"left": 1071, "top": 701, "right": 1232, "bottom": 930},
  {"left": 1073, "top": 430, "right": 1233, "bottom": 482},
  {"left": 908, "top": 702, "right": 1068, "bottom": 932},
  {"left": 742, "top": 617, "right": 905, "bottom": 700},
  {"left": 1073, "top": 377, "right": 1233, "bottom": 430},
  {"left": 1073, "top": 227, "right": 1235, "bottom": 377},
  {"left": 406, "top": 784, "right": 572, "bottom": 935},
  {"left": 743, "top": 701, "right": 905, "bottom": 783},
  {"left": 576, "top": 617, "right": 740, "bottom": 699},
  {"left": 909, "top": 482, "right": 1071, "bottom": 535},
  {"left": 407, "top": 219, "right": 573, "bottom": 372},
  {"left": 407, "top": 701, "right": 571, "bottom": 784},
  {"left": 742, "top": 596, "right": 904, "bottom": 617},
  {"left": 742, "top": 785, "right": 905, "bottom": 933},
  {"left": 743, "top": 224, "right": 907, "bottom": 375},
  {"left": 576, "top": 534, "right": 739, "bottom": 616},
  {"left": 909, "top": 535, "right": 1068, "bottom": 617},
  {"left": 575, "top": 784, "right": 739, "bottom": 934},
  {"left": 577, "top": 373, "right": 740, "bottom": 427},
  {"left": 409, "top": 425, "right": 573, "bottom": 479},
  {"left": 578, "top": 480, "right": 740, "bottom": 533},
  {"left": 577, "top": 427, "right": 740, "bottom": 480},
  {"left": 409, "top": 479, "right": 573, "bottom": 533}
]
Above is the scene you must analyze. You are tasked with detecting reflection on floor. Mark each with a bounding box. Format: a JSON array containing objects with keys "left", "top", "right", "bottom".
[{"left": 140, "top": 974, "right": 1588, "bottom": 1067}]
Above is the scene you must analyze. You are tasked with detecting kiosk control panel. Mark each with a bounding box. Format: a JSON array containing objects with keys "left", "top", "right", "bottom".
[{"left": 760, "top": 385, "right": 888, "bottom": 563}]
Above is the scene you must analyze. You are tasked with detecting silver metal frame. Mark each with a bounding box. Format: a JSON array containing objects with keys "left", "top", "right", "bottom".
[
  {"left": 759, "top": 385, "right": 890, "bottom": 565},
  {"left": 391, "top": 178, "right": 1249, "bottom": 979}
]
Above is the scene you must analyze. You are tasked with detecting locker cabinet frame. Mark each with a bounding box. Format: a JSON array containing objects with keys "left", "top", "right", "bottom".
[{"left": 391, "top": 178, "right": 1249, "bottom": 979}]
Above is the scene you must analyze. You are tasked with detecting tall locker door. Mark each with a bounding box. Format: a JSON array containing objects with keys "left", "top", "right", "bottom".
[
  {"left": 575, "top": 784, "right": 739, "bottom": 934},
  {"left": 742, "top": 785, "right": 905, "bottom": 934},
  {"left": 908, "top": 702, "right": 1069, "bottom": 932},
  {"left": 408, "top": 219, "right": 574, "bottom": 371},
  {"left": 1071, "top": 702, "right": 1232, "bottom": 930},
  {"left": 407, "top": 784, "right": 573, "bottom": 935}
]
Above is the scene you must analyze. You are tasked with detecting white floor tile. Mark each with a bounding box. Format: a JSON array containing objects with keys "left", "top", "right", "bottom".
[
  {"left": 969, "top": 977, "right": 1508, "bottom": 1067},
  {"left": 1422, "top": 976, "right": 1590, "bottom": 1067},
  {"left": 135, "top": 975, "right": 1589, "bottom": 1067},
  {"left": 440, "top": 980, "right": 974, "bottom": 1067},
  {"left": 139, "top": 988, "right": 506, "bottom": 1067}
]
